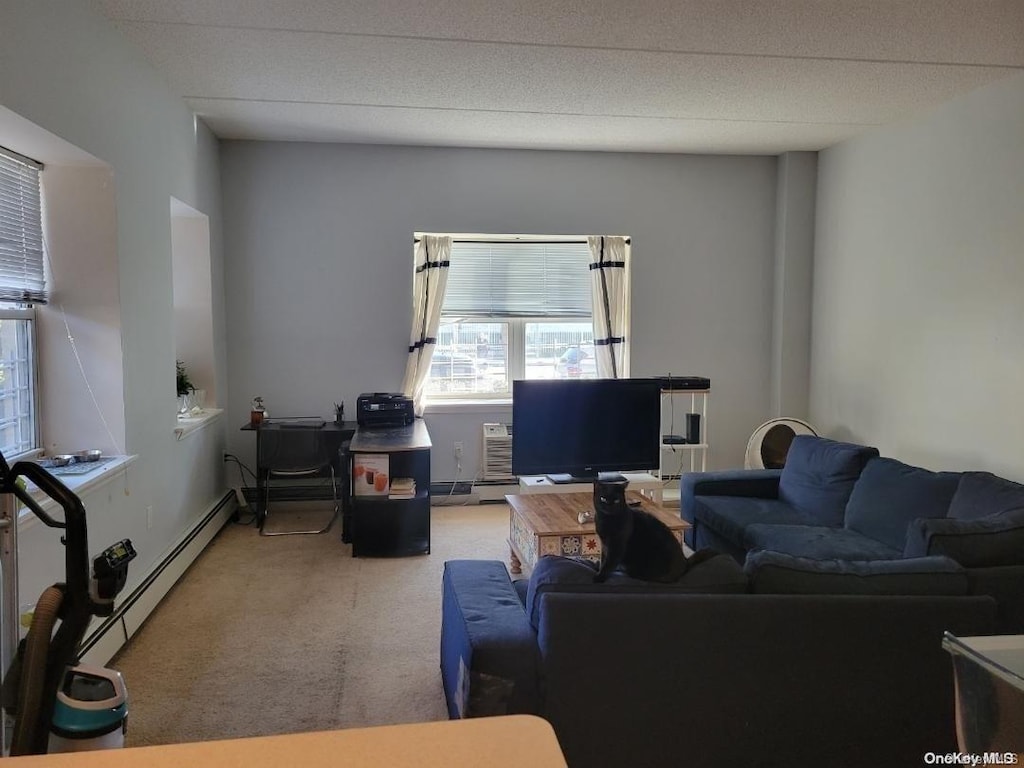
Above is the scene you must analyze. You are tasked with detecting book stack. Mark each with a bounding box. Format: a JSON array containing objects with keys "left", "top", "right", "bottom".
[{"left": 388, "top": 477, "right": 416, "bottom": 499}]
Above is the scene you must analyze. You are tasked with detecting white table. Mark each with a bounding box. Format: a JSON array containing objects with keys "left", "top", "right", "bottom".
[
  {"left": 942, "top": 633, "right": 1024, "bottom": 753},
  {"left": 6, "top": 715, "right": 567, "bottom": 767}
]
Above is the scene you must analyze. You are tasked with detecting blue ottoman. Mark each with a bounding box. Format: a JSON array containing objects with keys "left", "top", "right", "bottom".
[{"left": 440, "top": 560, "right": 541, "bottom": 718}]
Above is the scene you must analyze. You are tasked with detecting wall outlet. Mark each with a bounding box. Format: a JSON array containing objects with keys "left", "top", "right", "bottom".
[
  {"left": 146, "top": 505, "right": 154, "bottom": 530},
  {"left": 453, "top": 441, "right": 464, "bottom": 458}
]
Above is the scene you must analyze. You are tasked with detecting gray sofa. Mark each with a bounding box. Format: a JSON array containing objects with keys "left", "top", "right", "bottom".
[
  {"left": 440, "top": 556, "right": 997, "bottom": 768},
  {"left": 681, "top": 435, "right": 1024, "bottom": 631}
]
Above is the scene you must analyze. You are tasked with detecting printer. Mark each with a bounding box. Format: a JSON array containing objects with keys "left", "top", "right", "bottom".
[{"left": 356, "top": 392, "right": 415, "bottom": 428}]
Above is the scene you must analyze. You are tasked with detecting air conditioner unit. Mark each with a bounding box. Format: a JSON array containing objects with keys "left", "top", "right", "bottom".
[{"left": 481, "top": 423, "right": 514, "bottom": 481}]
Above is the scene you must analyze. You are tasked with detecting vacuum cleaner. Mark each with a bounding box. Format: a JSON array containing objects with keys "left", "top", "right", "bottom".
[{"left": 0, "top": 450, "right": 136, "bottom": 755}]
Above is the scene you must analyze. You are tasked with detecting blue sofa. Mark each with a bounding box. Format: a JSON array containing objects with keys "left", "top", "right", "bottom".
[
  {"left": 681, "top": 435, "right": 1024, "bottom": 630},
  {"left": 440, "top": 555, "right": 997, "bottom": 768}
]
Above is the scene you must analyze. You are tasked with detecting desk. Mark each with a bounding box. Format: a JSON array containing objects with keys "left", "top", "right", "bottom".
[
  {"left": 240, "top": 420, "right": 357, "bottom": 537},
  {"left": 6, "top": 715, "right": 567, "bottom": 767}
]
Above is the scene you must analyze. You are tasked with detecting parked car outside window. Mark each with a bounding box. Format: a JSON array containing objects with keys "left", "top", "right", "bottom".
[{"left": 429, "top": 352, "right": 480, "bottom": 391}]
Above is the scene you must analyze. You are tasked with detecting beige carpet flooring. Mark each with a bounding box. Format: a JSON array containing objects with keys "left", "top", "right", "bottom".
[{"left": 111, "top": 502, "right": 510, "bottom": 747}]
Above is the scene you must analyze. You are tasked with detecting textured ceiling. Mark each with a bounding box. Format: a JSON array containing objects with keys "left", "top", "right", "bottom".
[{"left": 98, "top": 0, "right": 1024, "bottom": 154}]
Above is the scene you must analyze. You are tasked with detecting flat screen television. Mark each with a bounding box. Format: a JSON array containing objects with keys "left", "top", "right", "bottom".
[{"left": 511, "top": 378, "right": 661, "bottom": 483}]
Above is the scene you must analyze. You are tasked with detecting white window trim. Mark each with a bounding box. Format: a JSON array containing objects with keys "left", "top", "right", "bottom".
[
  {"left": 0, "top": 304, "right": 40, "bottom": 456},
  {"left": 423, "top": 233, "right": 631, "bottom": 407},
  {"left": 174, "top": 407, "right": 223, "bottom": 440}
]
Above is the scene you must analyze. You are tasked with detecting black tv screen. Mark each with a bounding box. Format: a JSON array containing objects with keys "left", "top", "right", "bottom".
[{"left": 511, "top": 378, "right": 661, "bottom": 481}]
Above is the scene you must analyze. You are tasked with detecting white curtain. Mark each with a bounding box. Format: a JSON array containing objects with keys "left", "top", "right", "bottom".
[
  {"left": 588, "top": 236, "right": 630, "bottom": 379},
  {"left": 401, "top": 235, "right": 452, "bottom": 414}
]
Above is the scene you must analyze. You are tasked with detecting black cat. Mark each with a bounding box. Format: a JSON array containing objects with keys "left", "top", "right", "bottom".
[{"left": 592, "top": 478, "right": 716, "bottom": 583}]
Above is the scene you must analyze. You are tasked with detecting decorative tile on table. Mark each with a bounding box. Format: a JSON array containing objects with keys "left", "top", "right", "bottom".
[
  {"left": 511, "top": 514, "right": 537, "bottom": 566},
  {"left": 580, "top": 534, "right": 601, "bottom": 562},
  {"left": 539, "top": 537, "right": 561, "bottom": 558},
  {"left": 559, "top": 535, "right": 581, "bottom": 556}
]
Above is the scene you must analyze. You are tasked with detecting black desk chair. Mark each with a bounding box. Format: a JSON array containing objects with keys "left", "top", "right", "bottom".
[{"left": 258, "top": 426, "right": 337, "bottom": 536}]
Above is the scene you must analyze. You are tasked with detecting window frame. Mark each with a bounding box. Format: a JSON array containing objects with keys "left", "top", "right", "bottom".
[
  {"left": 428, "top": 316, "right": 599, "bottom": 401},
  {"left": 428, "top": 318, "right": 512, "bottom": 400},
  {"left": 0, "top": 305, "right": 40, "bottom": 458},
  {"left": 426, "top": 235, "right": 595, "bottom": 402},
  {"left": 0, "top": 146, "right": 45, "bottom": 457},
  {"left": 422, "top": 234, "right": 630, "bottom": 404}
]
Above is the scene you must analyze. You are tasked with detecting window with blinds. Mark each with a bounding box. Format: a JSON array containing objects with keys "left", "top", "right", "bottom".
[
  {"left": 0, "top": 146, "right": 43, "bottom": 456},
  {"left": 444, "top": 241, "right": 591, "bottom": 318},
  {"left": 428, "top": 237, "right": 598, "bottom": 399},
  {"left": 0, "top": 148, "right": 47, "bottom": 305}
]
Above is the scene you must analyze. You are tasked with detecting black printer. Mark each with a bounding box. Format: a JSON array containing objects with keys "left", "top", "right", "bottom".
[{"left": 356, "top": 392, "right": 415, "bottom": 428}]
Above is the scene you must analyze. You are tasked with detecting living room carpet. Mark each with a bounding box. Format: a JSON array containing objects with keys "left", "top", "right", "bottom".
[{"left": 110, "top": 503, "right": 510, "bottom": 746}]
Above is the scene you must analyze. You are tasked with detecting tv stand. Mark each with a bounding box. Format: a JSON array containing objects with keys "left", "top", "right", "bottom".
[
  {"left": 545, "top": 471, "right": 628, "bottom": 484},
  {"left": 521, "top": 472, "right": 661, "bottom": 496}
]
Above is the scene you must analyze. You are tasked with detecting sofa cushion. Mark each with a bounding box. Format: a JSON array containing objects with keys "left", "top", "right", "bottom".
[
  {"left": 693, "top": 495, "right": 814, "bottom": 547},
  {"left": 744, "top": 551, "right": 969, "bottom": 596},
  {"left": 843, "top": 458, "right": 960, "bottom": 551},
  {"left": 903, "top": 509, "right": 1024, "bottom": 567},
  {"left": 744, "top": 523, "right": 901, "bottom": 561},
  {"left": 524, "top": 554, "right": 747, "bottom": 630},
  {"left": 777, "top": 436, "right": 879, "bottom": 526},
  {"left": 947, "top": 471, "right": 1024, "bottom": 521}
]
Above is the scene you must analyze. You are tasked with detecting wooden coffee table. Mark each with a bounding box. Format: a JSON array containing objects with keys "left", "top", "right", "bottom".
[{"left": 506, "top": 491, "right": 690, "bottom": 575}]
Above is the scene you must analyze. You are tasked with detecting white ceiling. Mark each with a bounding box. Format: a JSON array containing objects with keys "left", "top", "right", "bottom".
[{"left": 98, "top": 0, "right": 1024, "bottom": 154}]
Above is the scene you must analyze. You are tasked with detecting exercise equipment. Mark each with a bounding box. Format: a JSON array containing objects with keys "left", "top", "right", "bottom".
[{"left": 0, "top": 450, "right": 135, "bottom": 755}]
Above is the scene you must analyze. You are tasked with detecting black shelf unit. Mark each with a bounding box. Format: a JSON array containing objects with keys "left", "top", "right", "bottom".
[{"left": 349, "top": 421, "right": 431, "bottom": 557}]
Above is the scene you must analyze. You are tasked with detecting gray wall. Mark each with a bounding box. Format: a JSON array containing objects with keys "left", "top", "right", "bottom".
[
  {"left": 812, "top": 71, "right": 1024, "bottom": 478},
  {"left": 221, "top": 142, "right": 781, "bottom": 478},
  {"left": 1, "top": 2, "right": 229, "bottom": 598}
]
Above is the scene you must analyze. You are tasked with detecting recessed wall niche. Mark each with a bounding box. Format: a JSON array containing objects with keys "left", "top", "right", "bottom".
[{"left": 170, "top": 198, "right": 215, "bottom": 408}]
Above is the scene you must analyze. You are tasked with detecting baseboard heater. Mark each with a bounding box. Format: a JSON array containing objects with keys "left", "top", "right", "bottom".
[
  {"left": 430, "top": 481, "right": 517, "bottom": 505},
  {"left": 78, "top": 489, "right": 237, "bottom": 665}
]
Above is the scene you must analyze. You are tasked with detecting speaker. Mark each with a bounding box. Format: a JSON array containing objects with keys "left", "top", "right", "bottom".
[{"left": 686, "top": 413, "right": 702, "bottom": 444}]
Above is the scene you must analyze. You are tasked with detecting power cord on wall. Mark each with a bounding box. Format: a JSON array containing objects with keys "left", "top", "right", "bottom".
[
  {"left": 436, "top": 456, "right": 481, "bottom": 507},
  {"left": 453, "top": 473, "right": 481, "bottom": 506},
  {"left": 224, "top": 453, "right": 259, "bottom": 525}
]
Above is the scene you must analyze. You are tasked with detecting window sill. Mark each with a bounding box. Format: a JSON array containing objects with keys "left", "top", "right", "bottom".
[
  {"left": 174, "top": 408, "right": 224, "bottom": 440},
  {"left": 18, "top": 454, "right": 138, "bottom": 529},
  {"left": 425, "top": 400, "right": 513, "bottom": 414}
]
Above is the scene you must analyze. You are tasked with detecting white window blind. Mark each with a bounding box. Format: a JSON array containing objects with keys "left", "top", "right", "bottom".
[
  {"left": 444, "top": 240, "right": 591, "bottom": 318},
  {"left": 0, "top": 148, "right": 47, "bottom": 304}
]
